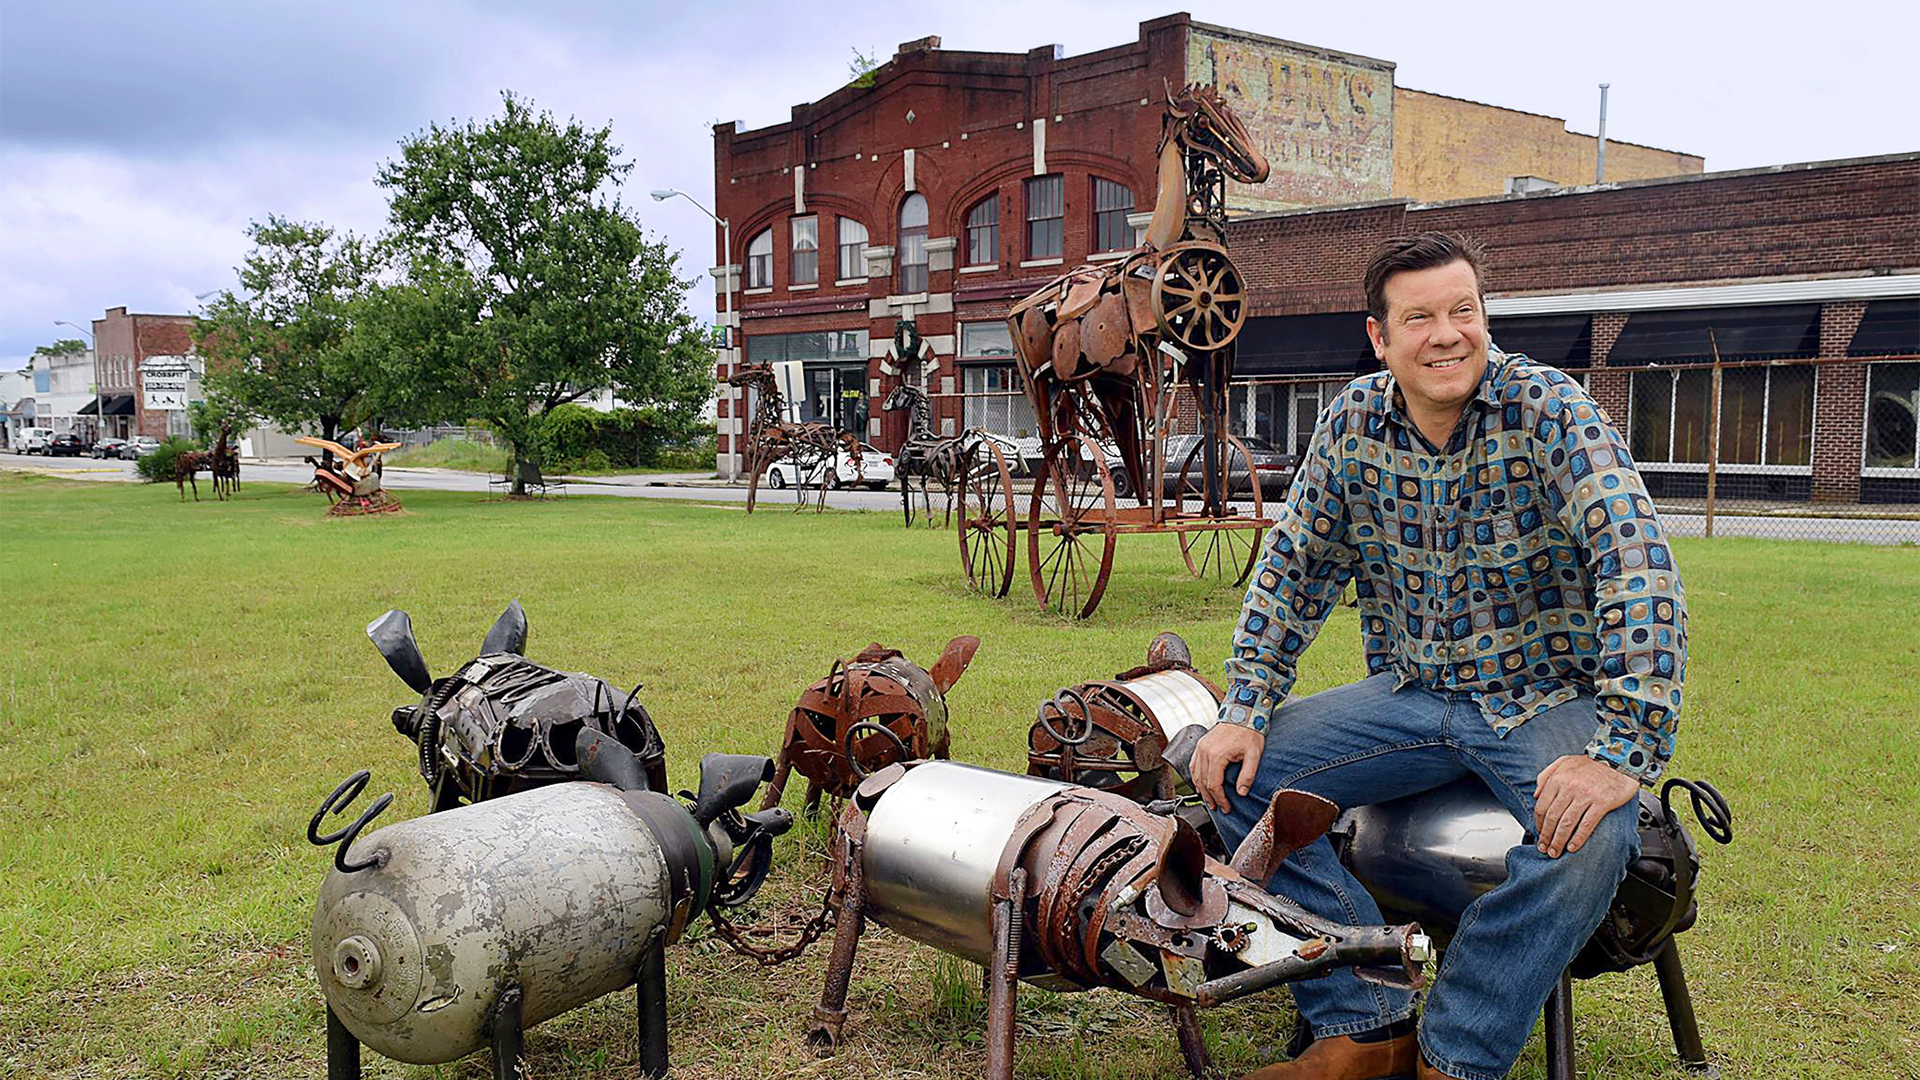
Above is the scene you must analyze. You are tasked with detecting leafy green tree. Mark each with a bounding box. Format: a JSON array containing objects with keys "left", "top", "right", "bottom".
[
  {"left": 376, "top": 92, "right": 712, "bottom": 493},
  {"left": 34, "top": 339, "right": 89, "bottom": 356},
  {"left": 193, "top": 218, "right": 430, "bottom": 468}
]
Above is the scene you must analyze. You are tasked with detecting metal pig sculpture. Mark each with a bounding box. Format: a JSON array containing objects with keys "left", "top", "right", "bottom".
[
  {"left": 1147, "top": 725, "right": 1735, "bottom": 1079},
  {"left": 761, "top": 635, "right": 979, "bottom": 813},
  {"left": 1027, "top": 631, "right": 1222, "bottom": 802},
  {"left": 305, "top": 734, "right": 792, "bottom": 1080},
  {"left": 367, "top": 601, "right": 668, "bottom": 810},
  {"left": 807, "top": 760, "right": 1432, "bottom": 1080}
]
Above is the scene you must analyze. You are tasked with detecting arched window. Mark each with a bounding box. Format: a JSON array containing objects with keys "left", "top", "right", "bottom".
[
  {"left": 897, "top": 193, "right": 928, "bottom": 293},
  {"left": 837, "top": 218, "right": 868, "bottom": 281},
  {"left": 790, "top": 216, "right": 818, "bottom": 285},
  {"left": 1092, "top": 178, "right": 1136, "bottom": 252},
  {"left": 965, "top": 195, "right": 999, "bottom": 266},
  {"left": 745, "top": 228, "right": 773, "bottom": 289}
]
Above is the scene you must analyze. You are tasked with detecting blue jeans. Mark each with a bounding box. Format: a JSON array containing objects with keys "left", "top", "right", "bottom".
[{"left": 1209, "top": 672, "right": 1638, "bottom": 1080}]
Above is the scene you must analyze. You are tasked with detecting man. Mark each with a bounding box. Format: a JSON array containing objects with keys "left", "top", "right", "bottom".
[{"left": 1193, "top": 232, "right": 1686, "bottom": 1080}]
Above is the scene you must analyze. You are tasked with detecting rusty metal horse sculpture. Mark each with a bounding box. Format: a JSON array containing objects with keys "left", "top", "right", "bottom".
[
  {"left": 1006, "top": 82, "right": 1270, "bottom": 503},
  {"left": 726, "top": 364, "right": 863, "bottom": 513}
]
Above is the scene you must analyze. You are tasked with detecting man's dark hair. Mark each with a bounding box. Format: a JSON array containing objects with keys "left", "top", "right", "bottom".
[{"left": 1363, "top": 232, "right": 1489, "bottom": 324}]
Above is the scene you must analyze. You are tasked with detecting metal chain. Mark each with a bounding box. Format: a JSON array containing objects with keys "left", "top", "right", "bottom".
[{"left": 707, "top": 876, "right": 840, "bottom": 966}]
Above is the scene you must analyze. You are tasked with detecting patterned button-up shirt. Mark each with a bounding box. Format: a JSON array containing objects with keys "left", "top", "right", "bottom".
[{"left": 1222, "top": 349, "right": 1687, "bottom": 784}]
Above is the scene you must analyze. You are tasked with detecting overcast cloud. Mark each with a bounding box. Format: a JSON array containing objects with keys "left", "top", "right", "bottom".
[{"left": 2, "top": 0, "right": 1914, "bottom": 368}]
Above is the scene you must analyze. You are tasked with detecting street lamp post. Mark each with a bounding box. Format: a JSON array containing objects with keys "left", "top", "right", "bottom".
[
  {"left": 55, "top": 320, "right": 102, "bottom": 444},
  {"left": 650, "top": 188, "right": 735, "bottom": 481}
]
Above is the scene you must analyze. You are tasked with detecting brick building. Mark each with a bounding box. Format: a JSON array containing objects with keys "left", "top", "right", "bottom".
[
  {"left": 91, "top": 306, "right": 199, "bottom": 440},
  {"left": 1230, "top": 154, "right": 1920, "bottom": 503},
  {"left": 708, "top": 13, "right": 1701, "bottom": 476}
]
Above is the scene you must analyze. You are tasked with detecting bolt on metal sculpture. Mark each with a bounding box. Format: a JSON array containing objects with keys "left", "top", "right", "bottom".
[
  {"left": 297, "top": 435, "right": 403, "bottom": 515},
  {"left": 962, "top": 83, "right": 1275, "bottom": 615},
  {"left": 806, "top": 760, "right": 1430, "bottom": 1079},
  {"left": 366, "top": 601, "right": 668, "bottom": 811},
  {"left": 760, "top": 636, "right": 979, "bottom": 815},
  {"left": 726, "top": 364, "right": 864, "bottom": 513},
  {"left": 305, "top": 737, "right": 792, "bottom": 1080}
]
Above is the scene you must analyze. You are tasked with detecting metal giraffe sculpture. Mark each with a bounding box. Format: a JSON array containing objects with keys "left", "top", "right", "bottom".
[
  {"left": 880, "top": 377, "right": 996, "bottom": 528},
  {"left": 210, "top": 421, "right": 240, "bottom": 500},
  {"left": 726, "top": 365, "right": 863, "bottom": 513}
]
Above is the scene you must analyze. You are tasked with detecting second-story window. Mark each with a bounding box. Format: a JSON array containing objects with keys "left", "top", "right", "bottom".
[
  {"left": 898, "top": 193, "right": 928, "bottom": 294},
  {"left": 965, "top": 194, "right": 999, "bottom": 266},
  {"left": 790, "top": 215, "right": 818, "bottom": 285},
  {"left": 746, "top": 228, "right": 773, "bottom": 289},
  {"left": 838, "top": 218, "right": 868, "bottom": 281},
  {"left": 1093, "top": 178, "right": 1135, "bottom": 252},
  {"left": 1026, "top": 175, "right": 1063, "bottom": 260}
]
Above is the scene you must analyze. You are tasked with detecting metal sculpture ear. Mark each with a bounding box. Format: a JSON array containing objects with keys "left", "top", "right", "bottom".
[
  {"left": 576, "top": 727, "right": 650, "bottom": 792},
  {"left": 480, "top": 599, "right": 528, "bottom": 656},
  {"left": 366, "top": 610, "right": 433, "bottom": 693}
]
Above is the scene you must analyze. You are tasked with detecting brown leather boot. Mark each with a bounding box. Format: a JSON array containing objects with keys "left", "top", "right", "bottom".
[
  {"left": 1415, "top": 1057, "right": 1453, "bottom": 1079},
  {"left": 1239, "top": 1032, "right": 1418, "bottom": 1080}
]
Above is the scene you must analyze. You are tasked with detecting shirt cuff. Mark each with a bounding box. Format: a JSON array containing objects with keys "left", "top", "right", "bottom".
[
  {"left": 1584, "top": 732, "right": 1666, "bottom": 786},
  {"left": 1221, "top": 679, "right": 1284, "bottom": 732}
]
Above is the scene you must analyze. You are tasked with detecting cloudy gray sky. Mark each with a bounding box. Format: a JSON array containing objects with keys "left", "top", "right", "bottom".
[{"left": 2, "top": 0, "right": 1913, "bottom": 370}]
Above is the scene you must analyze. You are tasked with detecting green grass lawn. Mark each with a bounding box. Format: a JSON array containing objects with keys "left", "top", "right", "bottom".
[{"left": 1, "top": 471, "right": 1915, "bottom": 1079}]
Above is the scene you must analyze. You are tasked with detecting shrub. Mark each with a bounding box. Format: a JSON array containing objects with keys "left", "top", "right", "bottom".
[
  {"left": 534, "top": 405, "right": 710, "bottom": 471},
  {"left": 135, "top": 438, "right": 202, "bottom": 482}
]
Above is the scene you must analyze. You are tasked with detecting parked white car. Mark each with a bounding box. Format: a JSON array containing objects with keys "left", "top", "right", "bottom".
[
  {"left": 16, "top": 427, "right": 54, "bottom": 454},
  {"left": 766, "top": 441, "right": 895, "bottom": 490}
]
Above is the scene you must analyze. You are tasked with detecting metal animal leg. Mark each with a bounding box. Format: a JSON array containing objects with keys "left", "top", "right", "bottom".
[
  {"left": 1173, "top": 1004, "right": 1211, "bottom": 1080},
  {"left": 803, "top": 781, "right": 824, "bottom": 819},
  {"left": 985, "top": 867, "right": 1027, "bottom": 1080},
  {"left": 1543, "top": 968, "right": 1575, "bottom": 1080},
  {"left": 759, "top": 749, "right": 795, "bottom": 811},
  {"left": 1654, "top": 941, "right": 1717, "bottom": 1076},
  {"left": 637, "top": 940, "right": 670, "bottom": 1078},
  {"left": 325, "top": 1005, "right": 362, "bottom": 1080},
  {"left": 807, "top": 828, "right": 868, "bottom": 1051},
  {"left": 490, "top": 985, "right": 525, "bottom": 1080}
]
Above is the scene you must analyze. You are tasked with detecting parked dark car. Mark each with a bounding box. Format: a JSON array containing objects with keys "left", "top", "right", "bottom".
[
  {"left": 47, "top": 433, "right": 89, "bottom": 457},
  {"left": 91, "top": 437, "right": 129, "bottom": 459},
  {"left": 1155, "top": 433, "right": 1298, "bottom": 500}
]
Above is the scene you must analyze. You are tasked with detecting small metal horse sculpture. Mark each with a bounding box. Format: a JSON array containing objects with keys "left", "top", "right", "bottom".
[
  {"left": 725, "top": 364, "right": 863, "bottom": 513},
  {"left": 879, "top": 378, "right": 1003, "bottom": 528}
]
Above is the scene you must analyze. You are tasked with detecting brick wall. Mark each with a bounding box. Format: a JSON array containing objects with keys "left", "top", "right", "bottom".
[
  {"left": 1393, "top": 88, "right": 1702, "bottom": 202},
  {"left": 1812, "top": 302, "right": 1870, "bottom": 502}
]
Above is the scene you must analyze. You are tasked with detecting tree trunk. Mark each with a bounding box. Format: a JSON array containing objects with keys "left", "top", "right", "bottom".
[
  {"left": 510, "top": 441, "right": 527, "bottom": 496},
  {"left": 320, "top": 416, "right": 339, "bottom": 471}
]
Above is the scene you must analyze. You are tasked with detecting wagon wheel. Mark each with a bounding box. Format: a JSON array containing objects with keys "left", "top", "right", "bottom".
[
  {"left": 1152, "top": 243, "right": 1248, "bottom": 353},
  {"left": 1027, "top": 435, "right": 1118, "bottom": 619},
  {"left": 1173, "top": 434, "right": 1266, "bottom": 586},
  {"left": 958, "top": 441, "right": 1017, "bottom": 597}
]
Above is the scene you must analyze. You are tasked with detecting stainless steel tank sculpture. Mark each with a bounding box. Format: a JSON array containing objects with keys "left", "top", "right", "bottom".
[
  {"left": 760, "top": 636, "right": 979, "bottom": 814},
  {"left": 1026, "top": 631, "right": 1222, "bottom": 802},
  {"left": 305, "top": 736, "right": 792, "bottom": 1079},
  {"left": 806, "top": 759, "right": 1432, "bottom": 1080},
  {"left": 367, "top": 601, "right": 668, "bottom": 811}
]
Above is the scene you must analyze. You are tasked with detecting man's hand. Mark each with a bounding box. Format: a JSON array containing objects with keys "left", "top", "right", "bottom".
[
  {"left": 1192, "top": 723, "right": 1266, "bottom": 814},
  {"left": 1533, "top": 755, "right": 1639, "bottom": 858}
]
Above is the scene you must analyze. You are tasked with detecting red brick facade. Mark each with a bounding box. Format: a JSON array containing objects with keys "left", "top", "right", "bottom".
[{"left": 92, "top": 306, "right": 196, "bottom": 439}]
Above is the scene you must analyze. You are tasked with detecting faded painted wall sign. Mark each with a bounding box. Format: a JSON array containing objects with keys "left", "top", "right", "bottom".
[{"left": 1187, "top": 27, "right": 1394, "bottom": 212}]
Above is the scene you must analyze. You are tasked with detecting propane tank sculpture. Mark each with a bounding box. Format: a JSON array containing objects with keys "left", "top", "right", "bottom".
[
  {"left": 761, "top": 635, "right": 979, "bottom": 813},
  {"left": 1327, "top": 775, "right": 1734, "bottom": 1078},
  {"left": 367, "top": 601, "right": 668, "bottom": 811},
  {"left": 807, "top": 759, "right": 1432, "bottom": 1080},
  {"left": 305, "top": 732, "right": 792, "bottom": 1080}
]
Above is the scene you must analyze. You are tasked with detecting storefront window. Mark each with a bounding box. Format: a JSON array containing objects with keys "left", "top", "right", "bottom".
[
  {"left": 1866, "top": 362, "right": 1920, "bottom": 469},
  {"left": 1630, "top": 365, "right": 1814, "bottom": 466}
]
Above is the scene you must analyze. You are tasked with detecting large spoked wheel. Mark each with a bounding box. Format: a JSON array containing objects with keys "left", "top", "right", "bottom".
[
  {"left": 1173, "top": 434, "right": 1266, "bottom": 586},
  {"left": 958, "top": 442, "right": 1017, "bottom": 597},
  {"left": 1027, "top": 435, "right": 1118, "bottom": 619},
  {"left": 1152, "top": 242, "right": 1248, "bottom": 353}
]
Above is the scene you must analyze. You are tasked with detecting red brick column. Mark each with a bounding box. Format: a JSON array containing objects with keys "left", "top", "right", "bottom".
[
  {"left": 1585, "top": 312, "right": 1632, "bottom": 431},
  {"left": 1811, "top": 301, "right": 1869, "bottom": 503}
]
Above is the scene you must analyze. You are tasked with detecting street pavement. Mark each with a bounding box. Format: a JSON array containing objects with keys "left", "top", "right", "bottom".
[{"left": 5, "top": 451, "right": 1918, "bottom": 544}]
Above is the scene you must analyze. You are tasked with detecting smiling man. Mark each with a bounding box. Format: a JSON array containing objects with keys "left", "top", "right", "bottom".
[{"left": 1193, "top": 233, "right": 1687, "bottom": 1080}]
